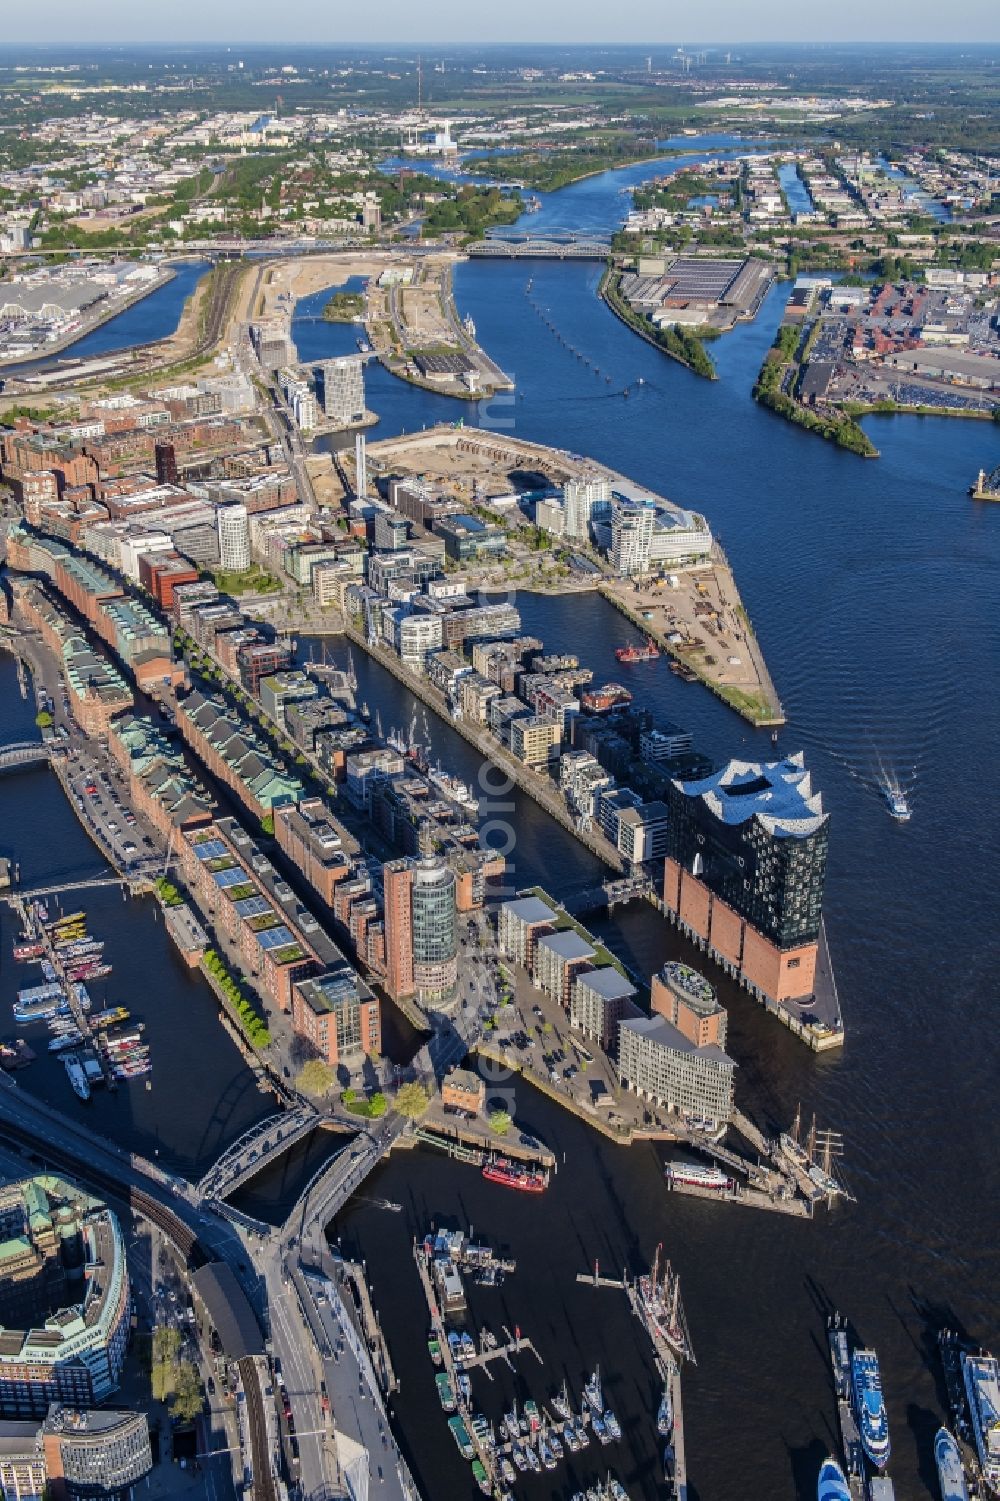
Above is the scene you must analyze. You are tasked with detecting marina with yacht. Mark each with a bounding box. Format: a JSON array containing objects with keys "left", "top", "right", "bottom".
[{"left": 6, "top": 898, "right": 152, "bottom": 1098}]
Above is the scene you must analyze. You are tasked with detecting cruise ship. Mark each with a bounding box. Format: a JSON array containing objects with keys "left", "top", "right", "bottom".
[
  {"left": 934, "top": 1427, "right": 970, "bottom": 1501},
  {"left": 962, "top": 1352, "right": 1000, "bottom": 1493},
  {"left": 817, "top": 1456, "right": 853, "bottom": 1501},
  {"left": 851, "top": 1348, "right": 891, "bottom": 1469}
]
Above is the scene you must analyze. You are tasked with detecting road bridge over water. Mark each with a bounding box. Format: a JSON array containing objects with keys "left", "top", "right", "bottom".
[
  {"left": 0, "top": 741, "right": 51, "bottom": 772},
  {"left": 196, "top": 1104, "right": 320, "bottom": 1201}
]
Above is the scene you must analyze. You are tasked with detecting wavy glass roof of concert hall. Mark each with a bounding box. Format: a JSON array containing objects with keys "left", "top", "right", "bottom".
[{"left": 675, "top": 753, "right": 827, "bottom": 838}]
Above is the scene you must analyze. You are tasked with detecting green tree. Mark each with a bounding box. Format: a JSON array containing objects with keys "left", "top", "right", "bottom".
[
  {"left": 297, "top": 1060, "right": 335, "bottom": 1097},
  {"left": 34, "top": 710, "right": 52, "bottom": 728},
  {"left": 488, "top": 1108, "right": 512, "bottom": 1136},
  {"left": 170, "top": 1362, "right": 204, "bottom": 1423},
  {"left": 368, "top": 1092, "right": 387, "bottom": 1118},
  {"left": 394, "top": 1081, "right": 430, "bottom": 1120}
]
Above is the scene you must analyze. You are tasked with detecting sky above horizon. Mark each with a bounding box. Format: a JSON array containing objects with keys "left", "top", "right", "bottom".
[{"left": 2, "top": 1, "right": 998, "bottom": 46}]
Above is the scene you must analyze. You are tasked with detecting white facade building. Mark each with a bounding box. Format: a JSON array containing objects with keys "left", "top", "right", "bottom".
[
  {"left": 217, "top": 503, "right": 251, "bottom": 572},
  {"left": 610, "top": 501, "right": 655, "bottom": 575},
  {"left": 323, "top": 356, "right": 366, "bottom": 428},
  {"left": 563, "top": 475, "right": 611, "bottom": 542}
]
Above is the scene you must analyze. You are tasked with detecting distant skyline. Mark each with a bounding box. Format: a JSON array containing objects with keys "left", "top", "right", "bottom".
[{"left": 2, "top": 2, "right": 999, "bottom": 46}]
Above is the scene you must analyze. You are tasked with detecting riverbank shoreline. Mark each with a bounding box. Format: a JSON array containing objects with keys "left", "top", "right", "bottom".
[
  {"left": 0, "top": 264, "right": 176, "bottom": 373},
  {"left": 599, "top": 265, "right": 718, "bottom": 380}
]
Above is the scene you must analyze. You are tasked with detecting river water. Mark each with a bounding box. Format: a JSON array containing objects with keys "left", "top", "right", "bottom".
[
  {"left": 0, "top": 138, "right": 997, "bottom": 1498},
  {"left": 293, "top": 149, "right": 1000, "bottom": 1501},
  {"left": 6, "top": 259, "right": 212, "bottom": 373}
]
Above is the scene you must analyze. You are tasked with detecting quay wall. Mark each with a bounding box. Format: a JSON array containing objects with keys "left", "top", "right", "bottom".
[{"left": 344, "top": 624, "right": 624, "bottom": 872}]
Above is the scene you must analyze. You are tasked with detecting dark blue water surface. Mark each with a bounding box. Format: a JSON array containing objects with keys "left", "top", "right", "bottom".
[
  {"left": 0, "top": 137, "right": 996, "bottom": 1499},
  {"left": 9, "top": 259, "right": 212, "bottom": 372},
  {"left": 292, "top": 230, "right": 999, "bottom": 1498}
]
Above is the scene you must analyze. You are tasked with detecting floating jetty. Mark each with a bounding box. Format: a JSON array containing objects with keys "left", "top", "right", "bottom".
[
  {"left": 577, "top": 1251, "right": 692, "bottom": 1499},
  {"left": 7, "top": 897, "right": 152, "bottom": 1095},
  {"left": 827, "top": 1313, "right": 867, "bottom": 1501}
]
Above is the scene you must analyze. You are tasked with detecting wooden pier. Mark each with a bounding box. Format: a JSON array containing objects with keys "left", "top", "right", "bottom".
[{"left": 14, "top": 896, "right": 117, "bottom": 1091}]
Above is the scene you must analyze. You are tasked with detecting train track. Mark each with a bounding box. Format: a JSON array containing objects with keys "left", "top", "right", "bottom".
[
  {"left": 0, "top": 1115, "right": 207, "bottom": 1267},
  {"left": 238, "top": 1356, "right": 277, "bottom": 1501}
]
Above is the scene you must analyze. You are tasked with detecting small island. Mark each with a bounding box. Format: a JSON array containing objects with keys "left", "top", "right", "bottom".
[{"left": 322, "top": 290, "right": 365, "bottom": 322}]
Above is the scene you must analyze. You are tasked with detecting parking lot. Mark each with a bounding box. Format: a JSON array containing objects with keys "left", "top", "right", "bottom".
[
  {"left": 477, "top": 959, "right": 685, "bottom": 1140},
  {"left": 63, "top": 747, "right": 164, "bottom": 878}
]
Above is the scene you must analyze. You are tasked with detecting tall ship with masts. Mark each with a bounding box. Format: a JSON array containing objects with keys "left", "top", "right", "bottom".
[
  {"left": 781, "top": 1104, "right": 852, "bottom": 1199},
  {"left": 634, "top": 1244, "right": 694, "bottom": 1364}
]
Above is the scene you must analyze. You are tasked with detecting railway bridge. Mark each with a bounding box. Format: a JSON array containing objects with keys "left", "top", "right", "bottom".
[{"left": 467, "top": 231, "right": 612, "bottom": 259}]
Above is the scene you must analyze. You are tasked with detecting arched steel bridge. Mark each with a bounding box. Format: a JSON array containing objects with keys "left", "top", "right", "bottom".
[
  {"left": 468, "top": 230, "right": 612, "bottom": 260},
  {"left": 195, "top": 1103, "right": 319, "bottom": 1200}
]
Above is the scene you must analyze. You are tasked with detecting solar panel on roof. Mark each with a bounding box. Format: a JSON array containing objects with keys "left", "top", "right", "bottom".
[
  {"left": 212, "top": 865, "right": 248, "bottom": 888},
  {"left": 257, "top": 925, "right": 296, "bottom": 950},
  {"left": 234, "top": 895, "right": 272, "bottom": 919},
  {"left": 194, "top": 839, "right": 228, "bottom": 861}
]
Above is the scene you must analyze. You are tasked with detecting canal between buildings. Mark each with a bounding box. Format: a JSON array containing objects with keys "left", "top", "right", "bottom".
[
  {"left": 0, "top": 136, "right": 995, "bottom": 1498},
  {"left": 292, "top": 153, "right": 1000, "bottom": 1501}
]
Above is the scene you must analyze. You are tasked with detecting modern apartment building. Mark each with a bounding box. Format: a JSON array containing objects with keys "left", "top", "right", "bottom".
[
  {"left": 216, "top": 502, "right": 251, "bottom": 572},
  {"left": 617, "top": 1014, "right": 735, "bottom": 1130},
  {"left": 609, "top": 501, "right": 655, "bottom": 575},
  {"left": 563, "top": 475, "right": 610, "bottom": 542},
  {"left": 321, "top": 357, "right": 366, "bottom": 429},
  {"left": 497, "top": 895, "right": 557, "bottom": 971},
  {"left": 569, "top": 967, "right": 639, "bottom": 1051},
  {"left": 258, "top": 670, "right": 319, "bottom": 727},
  {"left": 534, "top": 929, "right": 595, "bottom": 1008},
  {"left": 509, "top": 714, "right": 561, "bottom": 768}
]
